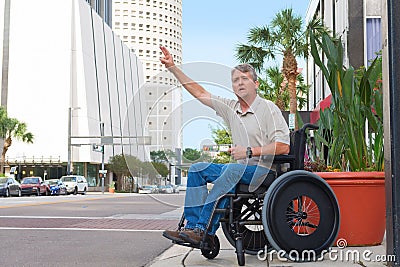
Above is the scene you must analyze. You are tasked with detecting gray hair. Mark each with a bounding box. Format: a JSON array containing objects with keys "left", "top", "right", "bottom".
[{"left": 232, "top": 63, "right": 257, "bottom": 81}]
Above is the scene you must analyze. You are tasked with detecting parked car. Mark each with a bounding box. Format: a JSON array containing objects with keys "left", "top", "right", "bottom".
[
  {"left": 157, "top": 185, "right": 174, "bottom": 194},
  {"left": 139, "top": 185, "right": 158, "bottom": 194},
  {"left": 20, "top": 176, "right": 50, "bottom": 196},
  {"left": 45, "top": 179, "right": 67, "bottom": 195},
  {"left": 60, "top": 175, "right": 88, "bottom": 195},
  {"left": 171, "top": 184, "right": 180, "bottom": 194},
  {"left": 0, "top": 177, "right": 22, "bottom": 197},
  {"left": 177, "top": 184, "right": 187, "bottom": 191}
]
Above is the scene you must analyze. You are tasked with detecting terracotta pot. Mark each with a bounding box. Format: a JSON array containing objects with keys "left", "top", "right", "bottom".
[
  {"left": 315, "top": 172, "right": 385, "bottom": 246},
  {"left": 108, "top": 188, "right": 115, "bottom": 193}
]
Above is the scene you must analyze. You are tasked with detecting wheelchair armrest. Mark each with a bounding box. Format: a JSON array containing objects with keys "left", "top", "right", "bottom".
[
  {"left": 260, "top": 154, "right": 295, "bottom": 165},
  {"left": 260, "top": 154, "right": 296, "bottom": 176},
  {"left": 273, "top": 154, "right": 296, "bottom": 164}
]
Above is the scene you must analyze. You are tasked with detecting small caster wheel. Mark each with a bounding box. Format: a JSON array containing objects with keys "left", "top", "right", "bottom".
[{"left": 201, "top": 235, "right": 220, "bottom": 259}]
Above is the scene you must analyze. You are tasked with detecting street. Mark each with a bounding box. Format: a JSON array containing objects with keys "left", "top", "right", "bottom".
[{"left": 0, "top": 193, "right": 185, "bottom": 267}]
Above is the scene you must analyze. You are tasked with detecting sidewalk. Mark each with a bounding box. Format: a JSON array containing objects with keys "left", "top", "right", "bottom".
[{"left": 149, "top": 230, "right": 388, "bottom": 267}]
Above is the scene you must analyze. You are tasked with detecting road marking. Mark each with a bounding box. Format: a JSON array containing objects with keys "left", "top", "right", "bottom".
[
  {"left": 0, "top": 215, "right": 120, "bottom": 219},
  {"left": 0, "top": 215, "right": 180, "bottom": 231},
  {"left": 0, "top": 195, "right": 126, "bottom": 209},
  {"left": 0, "top": 227, "right": 164, "bottom": 232}
]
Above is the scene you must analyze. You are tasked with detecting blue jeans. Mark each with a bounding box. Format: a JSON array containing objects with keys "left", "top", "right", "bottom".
[{"left": 184, "top": 162, "right": 270, "bottom": 235}]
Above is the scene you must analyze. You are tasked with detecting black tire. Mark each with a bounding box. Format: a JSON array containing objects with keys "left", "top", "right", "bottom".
[
  {"left": 17, "top": 189, "right": 21, "bottom": 197},
  {"left": 5, "top": 188, "right": 10, "bottom": 197},
  {"left": 201, "top": 235, "right": 220, "bottom": 259},
  {"left": 235, "top": 237, "right": 245, "bottom": 266},
  {"left": 81, "top": 188, "right": 87, "bottom": 195},
  {"left": 221, "top": 197, "right": 271, "bottom": 255},
  {"left": 73, "top": 187, "right": 78, "bottom": 195},
  {"left": 37, "top": 189, "right": 41, "bottom": 196},
  {"left": 262, "top": 170, "right": 340, "bottom": 262}
]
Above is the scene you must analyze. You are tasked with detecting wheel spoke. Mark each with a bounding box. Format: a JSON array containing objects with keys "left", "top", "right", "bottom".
[{"left": 285, "top": 195, "right": 321, "bottom": 235}]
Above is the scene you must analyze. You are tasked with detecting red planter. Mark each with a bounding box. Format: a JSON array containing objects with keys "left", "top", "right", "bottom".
[{"left": 315, "top": 172, "right": 385, "bottom": 246}]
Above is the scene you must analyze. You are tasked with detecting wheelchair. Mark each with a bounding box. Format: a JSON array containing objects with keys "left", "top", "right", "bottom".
[{"left": 171, "top": 124, "right": 340, "bottom": 266}]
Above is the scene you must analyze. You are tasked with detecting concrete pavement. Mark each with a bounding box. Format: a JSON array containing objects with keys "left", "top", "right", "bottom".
[{"left": 148, "top": 230, "right": 390, "bottom": 267}]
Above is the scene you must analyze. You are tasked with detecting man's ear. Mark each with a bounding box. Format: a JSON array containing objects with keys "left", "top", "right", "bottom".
[{"left": 254, "top": 80, "right": 259, "bottom": 89}]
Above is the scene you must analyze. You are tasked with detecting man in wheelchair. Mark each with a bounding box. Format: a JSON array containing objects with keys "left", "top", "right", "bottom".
[{"left": 159, "top": 46, "right": 290, "bottom": 246}]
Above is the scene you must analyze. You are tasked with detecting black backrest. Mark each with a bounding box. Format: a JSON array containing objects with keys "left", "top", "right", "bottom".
[
  {"left": 290, "top": 123, "right": 319, "bottom": 170},
  {"left": 272, "top": 123, "right": 318, "bottom": 175}
]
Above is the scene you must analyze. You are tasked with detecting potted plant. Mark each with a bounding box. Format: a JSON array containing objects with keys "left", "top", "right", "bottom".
[
  {"left": 307, "top": 29, "right": 385, "bottom": 246},
  {"left": 109, "top": 181, "right": 115, "bottom": 193}
]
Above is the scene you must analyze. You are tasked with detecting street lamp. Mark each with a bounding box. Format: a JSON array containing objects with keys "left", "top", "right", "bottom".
[{"left": 67, "top": 107, "right": 80, "bottom": 175}]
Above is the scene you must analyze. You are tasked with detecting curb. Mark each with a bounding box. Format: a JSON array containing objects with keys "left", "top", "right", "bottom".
[{"left": 147, "top": 244, "right": 193, "bottom": 267}]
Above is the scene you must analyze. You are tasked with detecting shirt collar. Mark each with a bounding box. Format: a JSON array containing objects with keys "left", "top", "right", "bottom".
[{"left": 235, "top": 95, "right": 262, "bottom": 115}]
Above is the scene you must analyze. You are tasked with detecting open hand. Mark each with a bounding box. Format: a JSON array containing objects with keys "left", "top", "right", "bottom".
[{"left": 160, "top": 46, "right": 175, "bottom": 68}]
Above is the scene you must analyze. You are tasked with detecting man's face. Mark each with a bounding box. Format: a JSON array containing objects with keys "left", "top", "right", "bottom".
[{"left": 231, "top": 70, "right": 258, "bottom": 101}]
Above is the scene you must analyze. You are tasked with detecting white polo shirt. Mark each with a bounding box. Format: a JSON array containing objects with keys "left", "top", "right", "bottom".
[{"left": 211, "top": 94, "right": 290, "bottom": 168}]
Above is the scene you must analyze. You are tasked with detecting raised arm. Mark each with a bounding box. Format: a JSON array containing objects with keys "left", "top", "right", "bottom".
[{"left": 160, "top": 46, "right": 212, "bottom": 107}]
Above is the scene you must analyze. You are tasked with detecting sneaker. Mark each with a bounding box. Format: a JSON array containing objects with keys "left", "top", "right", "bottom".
[
  {"left": 179, "top": 228, "right": 206, "bottom": 245},
  {"left": 162, "top": 229, "right": 190, "bottom": 243}
]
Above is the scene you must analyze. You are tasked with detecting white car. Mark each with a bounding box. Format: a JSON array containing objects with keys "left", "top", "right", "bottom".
[
  {"left": 139, "top": 185, "right": 157, "bottom": 194},
  {"left": 60, "top": 175, "right": 88, "bottom": 195},
  {"left": 177, "top": 184, "right": 187, "bottom": 191},
  {"left": 158, "top": 185, "right": 174, "bottom": 194}
]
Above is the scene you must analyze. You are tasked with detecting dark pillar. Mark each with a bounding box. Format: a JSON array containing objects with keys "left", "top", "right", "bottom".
[
  {"left": 383, "top": 1, "right": 400, "bottom": 266},
  {"left": 347, "top": 0, "right": 365, "bottom": 69},
  {"left": 175, "top": 148, "right": 182, "bottom": 185}
]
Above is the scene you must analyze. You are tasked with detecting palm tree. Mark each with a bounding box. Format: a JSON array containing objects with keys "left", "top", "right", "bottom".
[
  {"left": 257, "top": 66, "right": 287, "bottom": 110},
  {"left": 236, "top": 8, "right": 309, "bottom": 129},
  {"left": 258, "top": 66, "right": 309, "bottom": 111},
  {"left": 0, "top": 107, "right": 34, "bottom": 173}
]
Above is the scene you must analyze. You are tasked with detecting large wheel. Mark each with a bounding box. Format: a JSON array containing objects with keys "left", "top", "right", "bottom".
[
  {"left": 221, "top": 197, "right": 271, "bottom": 255},
  {"left": 201, "top": 235, "right": 220, "bottom": 259},
  {"left": 17, "top": 189, "right": 22, "bottom": 197},
  {"left": 262, "top": 170, "right": 340, "bottom": 262},
  {"left": 5, "top": 188, "right": 10, "bottom": 197}
]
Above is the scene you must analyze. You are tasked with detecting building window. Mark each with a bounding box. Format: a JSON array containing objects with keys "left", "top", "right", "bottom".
[{"left": 366, "top": 18, "right": 381, "bottom": 66}]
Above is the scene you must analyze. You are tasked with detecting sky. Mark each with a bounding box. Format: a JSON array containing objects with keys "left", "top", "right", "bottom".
[{"left": 179, "top": 0, "right": 311, "bottom": 149}]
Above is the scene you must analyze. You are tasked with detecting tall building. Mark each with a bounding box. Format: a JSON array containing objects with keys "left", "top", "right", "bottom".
[
  {"left": 111, "top": 0, "right": 183, "bottom": 152},
  {"left": 0, "top": 0, "right": 147, "bottom": 187},
  {"left": 85, "top": 0, "right": 113, "bottom": 26},
  {"left": 306, "top": 0, "right": 382, "bottom": 110},
  {"left": 1, "top": 0, "right": 112, "bottom": 110}
]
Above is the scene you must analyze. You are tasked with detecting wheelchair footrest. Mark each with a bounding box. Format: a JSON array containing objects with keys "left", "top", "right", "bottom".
[
  {"left": 172, "top": 240, "right": 201, "bottom": 249},
  {"left": 172, "top": 239, "right": 216, "bottom": 251}
]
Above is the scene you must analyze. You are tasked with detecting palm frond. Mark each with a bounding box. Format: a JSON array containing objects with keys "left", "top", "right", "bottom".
[
  {"left": 235, "top": 44, "right": 274, "bottom": 72},
  {"left": 247, "top": 26, "right": 272, "bottom": 46}
]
